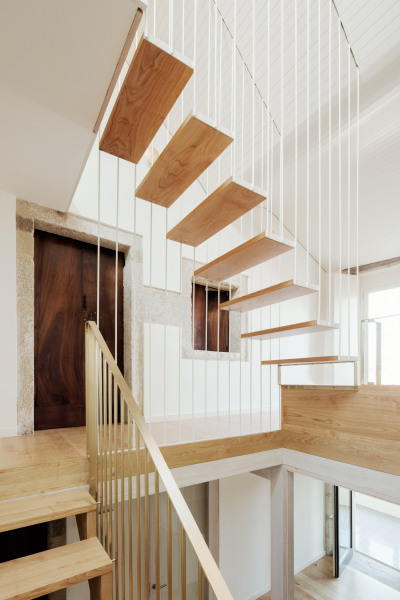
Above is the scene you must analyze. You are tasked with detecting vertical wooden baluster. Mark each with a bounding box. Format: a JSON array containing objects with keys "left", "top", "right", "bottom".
[
  {"left": 121, "top": 399, "right": 126, "bottom": 600},
  {"left": 145, "top": 448, "right": 149, "bottom": 600},
  {"left": 128, "top": 415, "right": 133, "bottom": 600},
  {"left": 85, "top": 325, "right": 98, "bottom": 500},
  {"left": 167, "top": 497, "right": 172, "bottom": 600},
  {"left": 181, "top": 525, "right": 186, "bottom": 600},
  {"left": 155, "top": 470, "right": 160, "bottom": 600},
  {"left": 103, "top": 356, "right": 108, "bottom": 552},
  {"left": 108, "top": 365, "right": 113, "bottom": 557},
  {"left": 98, "top": 348, "right": 104, "bottom": 546},
  {"left": 114, "top": 382, "right": 119, "bottom": 599},
  {"left": 136, "top": 424, "right": 142, "bottom": 600},
  {"left": 198, "top": 565, "right": 203, "bottom": 600}
]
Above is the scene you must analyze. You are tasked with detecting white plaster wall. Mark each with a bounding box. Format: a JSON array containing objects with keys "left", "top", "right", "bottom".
[
  {"left": 294, "top": 473, "right": 325, "bottom": 573},
  {"left": 0, "top": 191, "right": 17, "bottom": 436}
]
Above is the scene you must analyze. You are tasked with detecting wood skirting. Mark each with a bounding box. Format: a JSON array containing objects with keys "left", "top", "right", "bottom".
[{"left": 282, "top": 385, "right": 400, "bottom": 476}]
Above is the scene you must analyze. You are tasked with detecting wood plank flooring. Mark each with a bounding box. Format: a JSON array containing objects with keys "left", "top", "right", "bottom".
[{"left": 260, "top": 556, "right": 400, "bottom": 600}]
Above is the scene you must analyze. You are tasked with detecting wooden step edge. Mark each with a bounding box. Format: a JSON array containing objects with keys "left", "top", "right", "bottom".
[
  {"left": 0, "top": 538, "right": 112, "bottom": 600},
  {"left": 242, "top": 320, "right": 339, "bottom": 341},
  {"left": 0, "top": 488, "right": 97, "bottom": 533},
  {"left": 261, "top": 355, "right": 359, "bottom": 365},
  {"left": 194, "top": 232, "right": 294, "bottom": 282},
  {"left": 220, "top": 280, "right": 319, "bottom": 312}
]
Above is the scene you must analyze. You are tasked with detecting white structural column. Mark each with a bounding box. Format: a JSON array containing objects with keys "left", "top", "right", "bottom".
[{"left": 270, "top": 466, "right": 294, "bottom": 600}]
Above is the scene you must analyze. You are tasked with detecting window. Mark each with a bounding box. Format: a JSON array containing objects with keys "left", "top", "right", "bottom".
[
  {"left": 363, "top": 286, "right": 400, "bottom": 384},
  {"left": 192, "top": 283, "right": 229, "bottom": 352}
]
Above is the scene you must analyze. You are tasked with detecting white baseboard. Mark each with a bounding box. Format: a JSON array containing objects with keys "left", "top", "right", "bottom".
[
  {"left": 0, "top": 427, "right": 17, "bottom": 437},
  {"left": 295, "top": 551, "right": 326, "bottom": 575}
]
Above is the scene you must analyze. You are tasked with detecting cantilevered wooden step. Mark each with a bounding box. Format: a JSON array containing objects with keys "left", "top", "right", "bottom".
[
  {"left": 194, "top": 232, "right": 294, "bottom": 282},
  {"left": 261, "top": 355, "right": 358, "bottom": 365},
  {"left": 0, "top": 538, "right": 112, "bottom": 600},
  {"left": 100, "top": 34, "right": 193, "bottom": 164},
  {"left": 219, "top": 280, "right": 318, "bottom": 313},
  {"left": 242, "top": 320, "right": 339, "bottom": 341},
  {"left": 0, "top": 488, "right": 97, "bottom": 533},
  {"left": 167, "top": 177, "right": 266, "bottom": 246},
  {"left": 136, "top": 113, "right": 233, "bottom": 207}
]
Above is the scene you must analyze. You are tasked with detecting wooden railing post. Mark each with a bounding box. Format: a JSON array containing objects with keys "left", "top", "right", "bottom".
[{"left": 86, "top": 321, "right": 98, "bottom": 500}]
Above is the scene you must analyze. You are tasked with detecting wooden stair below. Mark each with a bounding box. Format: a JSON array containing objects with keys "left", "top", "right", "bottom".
[
  {"left": 0, "top": 488, "right": 97, "bottom": 534},
  {"left": 136, "top": 113, "right": 233, "bottom": 207},
  {"left": 0, "top": 538, "right": 112, "bottom": 600},
  {"left": 242, "top": 320, "right": 339, "bottom": 341},
  {"left": 262, "top": 356, "right": 358, "bottom": 365},
  {"left": 99, "top": 34, "right": 193, "bottom": 164},
  {"left": 219, "top": 280, "right": 318, "bottom": 313},
  {"left": 167, "top": 177, "right": 266, "bottom": 246},
  {"left": 194, "top": 232, "right": 294, "bottom": 282}
]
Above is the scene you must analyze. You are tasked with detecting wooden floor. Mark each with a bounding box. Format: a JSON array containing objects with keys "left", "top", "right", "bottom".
[{"left": 261, "top": 556, "right": 400, "bottom": 600}]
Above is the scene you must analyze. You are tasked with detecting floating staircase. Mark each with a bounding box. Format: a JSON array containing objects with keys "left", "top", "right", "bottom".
[
  {"left": 100, "top": 34, "right": 193, "bottom": 164},
  {"left": 0, "top": 489, "right": 110, "bottom": 600},
  {"left": 242, "top": 320, "right": 339, "bottom": 341},
  {"left": 167, "top": 177, "right": 266, "bottom": 246},
  {"left": 136, "top": 113, "right": 233, "bottom": 207}
]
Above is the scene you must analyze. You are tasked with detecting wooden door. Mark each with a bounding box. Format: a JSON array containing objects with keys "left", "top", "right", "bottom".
[{"left": 34, "top": 231, "right": 124, "bottom": 430}]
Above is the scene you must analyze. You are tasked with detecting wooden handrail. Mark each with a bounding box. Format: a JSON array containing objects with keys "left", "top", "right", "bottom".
[{"left": 85, "top": 321, "right": 234, "bottom": 600}]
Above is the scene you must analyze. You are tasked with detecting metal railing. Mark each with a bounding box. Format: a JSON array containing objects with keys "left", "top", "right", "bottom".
[{"left": 85, "top": 320, "right": 234, "bottom": 600}]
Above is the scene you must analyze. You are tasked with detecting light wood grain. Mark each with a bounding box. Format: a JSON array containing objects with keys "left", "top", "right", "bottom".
[
  {"left": 99, "top": 35, "right": 193, "bottom": 164},
  {"left": 136, "top": 114, "right": 233, "bottom": 207},
  {"left": 261, "top": 555, "right": 400, "bottom": 600},
  {"left": 167, "top": 177, "right": 265, "bottom": 246},
  {"left": 194, "top": 232, "right": 293, "bottom": 281},
  {"left": 242, "top": 320, "right": 338, "bottom": 341},
  {"left": 262, "top": 355, "right": 357, "bottom": 365},
  {"left": 0, "top": 538, "right": 112, "bottom": 600},
  {"left": 220, "top": 280, "right": 318, "bottom": 313},
  {"left": 0, "top": 489, "right": 96, "bottom": 533},
  {"left": 282, "top": 386, "right": 400, "bottom": 476}
]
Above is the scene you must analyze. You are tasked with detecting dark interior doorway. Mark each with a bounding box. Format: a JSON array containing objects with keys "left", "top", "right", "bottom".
[{"left": 34, "top": 230, "right": 124, "bottom": 430}]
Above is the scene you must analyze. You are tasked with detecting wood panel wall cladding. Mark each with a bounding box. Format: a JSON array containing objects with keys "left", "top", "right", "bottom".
[{"left": 282, "top": 386, "right": 400, "bottom": 476}]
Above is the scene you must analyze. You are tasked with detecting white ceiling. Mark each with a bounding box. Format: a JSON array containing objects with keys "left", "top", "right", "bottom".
[{"left": 0, "top": 0, "right": 143, "bottom": 211}]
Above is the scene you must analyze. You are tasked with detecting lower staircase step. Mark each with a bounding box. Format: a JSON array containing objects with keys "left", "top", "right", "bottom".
[
  {"left": 219, "top": 279, "right": 318, "bottom": 313},
  {"left": 167, "top": 177, "right": 266, "bottom": 246},
  {"left": 136, "top": 113, "right": 233, "bottom": 207},
  {"left": 0, "top": 488, "right": 97, "bottom": 533},
  {"left": 0, "top": 537, "right": 112, "bottom": 600},
  {"left": 194, "top": 232, "right": 294, "bottom": 282},
  {"left": 261, "top": 355, "right": 358, "bottom": 365},
  {"left": 242, "top": 320, "right": 339, "bottom": 341}
]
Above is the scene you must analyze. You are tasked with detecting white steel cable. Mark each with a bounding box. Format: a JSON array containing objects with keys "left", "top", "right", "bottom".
[
  {"left": 318, "top": 0, "right": 321, "bottom": 319},
  {"left": 267, "top": 0, "right": 270, "bottom": 235},
  {"left": 193, "top": 0, "right": 197, "bottom": 115},
  {"left": 338, "top": 19, "right": 342, "bottom": 356},
  {"left": 356, "top": 68, "right": 360, "bottom": 356},
  {"left": 328, "top": 1, "right": 332, "bottom": 323},
  {"left": 208, "top": 1, "right": 211, "bottom": 117},
  {"left": 214, "top": 0, "right": 218, "bottom": 124},
  {"left": 97, "top": 145, "right": 101, "bottom": 328},
  {"left": 280, "top": 0, "right": 284, "bottom": 240},
  {"left": 169, "top": 0, "right": 173, "bottom": 50},
  {"left": 347, "top": 46, "right": 351, "bottom": 357},
  {"left": 306, "top": 0, "right": 310, "bottom": 284},
  {"left": 182, "top": 0, "right": 185, "bottom": 55},
  {"left": 252, "top": 0, "right": 255, "bottom": 188},
  {"left": 242, "top": 62, "right": 245, "bottom": 180},
  {"left": 149, "top": 203, "right": 153, "bottom": 430},
  {"left": 219, "top": 17, "right": 223, "bottom": 126},
  {"left": 115, "top": 159, "right": 119, "bottom": 364},
  {"left": 232, "top": 0, "right": 237, "bottom": 175},
  {"left": 294, "top": 0, "right": 298, "bottom": 281}
]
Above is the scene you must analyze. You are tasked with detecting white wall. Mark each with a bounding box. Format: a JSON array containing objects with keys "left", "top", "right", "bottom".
[
  {"left": 219, "top": 471, "right": 325, "bottom": 600},
  {"left": 294, "top": 473, "right": 325, "bottom": 573},
  {"left": 0, "top": 191, "right": 17, "bottom": 436}
]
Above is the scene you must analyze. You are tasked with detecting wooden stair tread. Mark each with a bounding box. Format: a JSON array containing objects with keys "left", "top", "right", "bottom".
[
  {"left": 242, "top": 320, "right": 339, "bottom": 341},
  {"left": 262, "top": 355, "right": 358, "bottom": 365},
  {"left": 0, "top": 488, "right": 97, "bottom": 533},
  {"left": 136, "top": 114, "right": 233, "bottom": 207},
  {"left": 99, "top": 34, "right": 193, "bottom": 164},
  {"left": 194, "top": 232, "right": 293, "bottom": 281},
  {"left": 0, "top": 538, "right": 112, "bottom": 600},
  {"left": 167, "top": 177, "right": 266, "bottom": 246},
  {"left": 219, "top": 280, "right": 318, "bottom": 313}
]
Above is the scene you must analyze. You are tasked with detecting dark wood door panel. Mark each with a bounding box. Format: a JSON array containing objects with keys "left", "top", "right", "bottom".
[{"left": 34, "top": 231, "right": 124, "bottom": 430}]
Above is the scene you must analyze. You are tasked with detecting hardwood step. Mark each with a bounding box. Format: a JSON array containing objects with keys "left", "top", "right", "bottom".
[
  {"left": 136, "top": 113, "right": 233, "bottom": 207},
  {"left": 99, "top": 34, "right": 193, "bottom": 164},
  {"left": 0, "top": 538, "right": 112, "bottom": 600},
  {"left": 242, "top": 320, "right": 339, "bottom": 341},
  {"left": 219, "top": 280, "right": 318, "bottom": 313},
  {"left": 261, "top": 355, "right": 358, "bottom": 365},
  {"left": 0, "top": 488, "right": 97, "bottom": 534},
  {"left": 167, "top": 177, "right": 266, "bottom": 246},
  {"left": 194, "top": 232, "right": 293, "bottom": 282}
]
